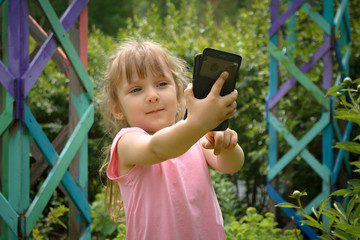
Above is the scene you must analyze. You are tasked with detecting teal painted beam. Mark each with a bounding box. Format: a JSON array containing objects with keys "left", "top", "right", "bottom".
[
  {"left": 24, "top": 104, "right": 92, "bottom": 226},
  {"left": 79, "top": 225, "right": 92, "bottom": 240},
  {"left": 301, "top": 3, "right": 331, "bottom": 35},
  {"left": 0, "top": 101, "right": 13, "bottom": 135},
  {"left": 334, "top": 0, "right": 349, "bottom": 33},
  {"left": 268, "top": 41, "right": 330, "bottom": 110},
  {"left": 0, "top": 193, "right": 18, "bottom": 236},
  {"left": 268, "top": 114, "right": 331, "bottom": 182},
  {"left": 8, "top": 125, "right": 29, "bottom": 237},
  {"left": 37, "top": 0, "right": 93, "bottom": 100},
  {"left": 70, "top": 92, "right": 90, "bottom": 117},
  {"left": 70, "top": 92, "right": 90, "bottom": 188},
  {"left": 25, "top": 104, "right": 94, "bottom": 233},
  {"left": 268, "top": 112, "right": 329, "bottom": 180}
]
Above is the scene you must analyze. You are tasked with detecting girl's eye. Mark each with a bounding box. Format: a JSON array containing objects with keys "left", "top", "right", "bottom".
[
  {"left": 130, "top": 87, "right": 141, "bottom": 93},
  {"left": 158, "top": 81, "right": 168, "bottom": 87}
]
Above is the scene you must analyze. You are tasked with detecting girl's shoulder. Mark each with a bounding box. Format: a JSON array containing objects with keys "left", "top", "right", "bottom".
[{"left": 112, "top": 127, "right": 148, "bottom": 147}]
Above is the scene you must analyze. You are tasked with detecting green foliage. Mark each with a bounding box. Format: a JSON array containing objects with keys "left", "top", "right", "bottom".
[
  {"left": 90, "top": 191, "right": 297, "bottom": 240},
  {"left": 32, "top": 205, "right": 69, "bottom": 240},
  {"left": 224, "top": 207, "right": 301, "bottom": 240},
  {"left": 91, "top": 189, "right": 121, "bottom": 239},
  {"left": 276, "top": 78, "right": 360, "bottom": 239},
  {"left": 210, "top": 169, "right": 242, "bottom": 223},
  {"left": 326, "top": 77, "right": 360, "bottom": 155},
  {"left": 276, "top": 180, "right": 360, "bottom": 240}
]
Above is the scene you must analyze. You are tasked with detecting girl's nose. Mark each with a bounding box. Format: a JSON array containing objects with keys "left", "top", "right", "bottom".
[{"left": 146, "top": 88, "right": 160, "bottom": 103}]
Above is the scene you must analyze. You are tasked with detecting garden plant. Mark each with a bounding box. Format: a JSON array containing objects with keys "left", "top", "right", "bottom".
[{"left": 276, "top": 77, "right": 360, "bottom": 240}]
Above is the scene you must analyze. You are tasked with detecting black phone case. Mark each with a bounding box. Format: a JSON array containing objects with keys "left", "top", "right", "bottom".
[{"left": 193, "top": 48, "right": 242, "bottom": 131}]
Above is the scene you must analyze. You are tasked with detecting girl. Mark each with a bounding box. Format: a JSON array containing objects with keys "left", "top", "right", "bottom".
[{"left": 101, "top": 39, "right": 244, "bottom": 240}]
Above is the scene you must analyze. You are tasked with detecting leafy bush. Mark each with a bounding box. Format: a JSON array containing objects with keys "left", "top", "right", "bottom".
[
  {"left": 91, "top": 189, "right": 122, "bottom": 239},
  {"left": 277, "top": 180, "right": 360, "bottom": 240},
  {"left": 224, "top": 207, "right": 301, "bottom": 240},
  {"left": 276, "top": 77, "right": 360, "bottom": 240},
  {"left": 32, "top": 204, "right": 69, "bottom": 240}
]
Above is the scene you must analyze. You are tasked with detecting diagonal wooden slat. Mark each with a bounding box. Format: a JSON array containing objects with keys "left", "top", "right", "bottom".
[
  {"left": 0, "top": 101, "right": 13, "bottom": 136},
  {"left": 301, "top": 3, "right": 331, "bottom": 35},
  {"left": 268, "top": 0, "right": 304, "bottom": 37},
  {"left": 334, "top": 0, "right": 349, "bottom": 33},
  {"left": 29, "top": 15, "right": 70, "bottom": 77},
  {"left": 268, "top": 41, "right": 330, "bottom": 110},
  {"left": 25, "top": 106, "right": 93, "bottom": 232},
  {"left": 23, "top": 0, "right": 88, "bottom": 96},
  {"left": 268, "top": 112, "right": 330, "bottom": 180},
  {"left": 267, "top": 113, "right": 331, "bottom": 182},
  {"left": 268, "top": 39, "right": 330, "bottom": 109},
  {"left": 38, "top": 0, "right": 93, "bottom": 100},
  {"left": 25, "top": 104, "right": 93, "bottom": 233},
  {"left": 0, "top": 193, "right": 18, "bottom": 236},
  {"left": 0, "top": 61, "right": 14, "bottom": 97}
]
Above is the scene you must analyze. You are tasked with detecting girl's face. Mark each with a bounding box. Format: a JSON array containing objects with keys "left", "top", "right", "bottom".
[{"left": 114, "top": 64, "right": 180, "bottom": 134}]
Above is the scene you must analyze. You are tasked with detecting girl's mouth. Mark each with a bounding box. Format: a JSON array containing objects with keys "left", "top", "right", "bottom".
[{"left": 147, "top": 109, "right": 164, "bottom": 114}]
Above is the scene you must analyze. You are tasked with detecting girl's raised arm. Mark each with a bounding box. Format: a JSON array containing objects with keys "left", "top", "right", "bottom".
[{"left": 117, "top": 72, "right": 238, "bottom": 169}]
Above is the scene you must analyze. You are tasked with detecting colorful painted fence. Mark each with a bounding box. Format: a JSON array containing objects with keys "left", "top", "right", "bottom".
[
  {"left": 266, "top": 0, "right": 352, "bottom": 239},
  {"left": 0, "top": 0, "right": 92, "bottom": 239}
]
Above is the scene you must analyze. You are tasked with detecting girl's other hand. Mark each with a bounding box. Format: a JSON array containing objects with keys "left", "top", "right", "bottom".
[{"left": 202, "top": 129, "right": 238, "bottom": 155}]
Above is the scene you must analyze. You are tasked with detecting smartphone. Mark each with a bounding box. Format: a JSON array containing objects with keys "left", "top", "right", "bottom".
[{"left": 193, "top": 48, "right": 242, "bottom": 131}]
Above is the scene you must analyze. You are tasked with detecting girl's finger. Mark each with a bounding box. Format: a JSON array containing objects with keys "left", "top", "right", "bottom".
[{"left": 209, "top": 72, "right": 229, "bottom": 96}]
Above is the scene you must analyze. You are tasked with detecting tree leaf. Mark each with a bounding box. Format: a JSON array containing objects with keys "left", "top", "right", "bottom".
[
  {"left": 275, "top": 202, "right": 300, "bottom": 209},
  {"left": 334, "top": 114, "right": 360, "bottom": 125},
  {"left": 331, "top": 189, "right": 351, "bottom": 197},
  {"left": 317, "top": 235, "right": 333, "bottom": 240},
  {"left": 333, "top": 229, "right": 353, "bottom": 240},
  {"left": 345, "top": 226, "right": 360, "bottom": 237},
  {"left": 319, "top": 197, "right": 330, "bottom": 217},
  {"left": 327, "top": 214, "right": 336, "bottom": 232},
  {"left": 348, "top": 179, "right": 360, "bottom": 188},
  {"left": 333, "top": 202, "right": 347, "bottom": 221},
  {"left": 312, "top": 207, "right": 319, "bottom": 220},
  {"left": 325, "top": 86, "right": 343, "bottom": 96},
  {"left": 333, "top": 142, "right": 360, "bottom": 154}
]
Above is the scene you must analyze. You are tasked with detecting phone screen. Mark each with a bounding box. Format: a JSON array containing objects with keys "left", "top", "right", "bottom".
[{"left": 199, "top": 56, "right": 239, "bottom": 83}]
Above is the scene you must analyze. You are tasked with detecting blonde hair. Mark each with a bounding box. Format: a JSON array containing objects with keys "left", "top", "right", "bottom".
[{"left": 100, "top": 38, "right": 190, "bottom": 221}]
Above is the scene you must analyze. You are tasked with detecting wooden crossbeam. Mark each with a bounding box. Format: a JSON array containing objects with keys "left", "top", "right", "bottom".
[
  {"left": 22, "top": 0, "right": 88, "bottom": 97},
  {"left": 29, "top": 124, "right": 69, "bottom": 187},
  {"left": 334, "top": 0, "right": 349, "bottom": 33},
  {"left": 25, "top": 104, "right": 93, "bottom": 234},
  {"left": 301, "top": 3, "right": 331, "bottom": 35},
  {"left": 0, "top": 193, "right": 18, "bottom": 236},
  {"left": 29, "top": 15, "right": 70, "bottom": 77},
  {"left": 267, "top": 112, "right": 330, "bottom": 181},
  {"left": 268, "top": 39, "right": 330, "bottom": 109},
  {"left": 38, "top": 0, "right": 93, "bottom": 100},
  {"left": 268, "top": 41, "right": 330, "bottom": 110},
  {"left": 0, "top": 102, "right": 13, "bottom": 135}
]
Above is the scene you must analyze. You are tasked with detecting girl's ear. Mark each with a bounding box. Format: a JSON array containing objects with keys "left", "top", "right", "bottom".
[{"left": 109, "top": 101, "right": 125, "bottom": 120}]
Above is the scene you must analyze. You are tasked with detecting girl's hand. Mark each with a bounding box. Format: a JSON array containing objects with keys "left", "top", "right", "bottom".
[
  {"left": 202, "top": 129, "right": 238, "bottom": 155},
  {"left": 184, "top": 72, "right": 238, "bottom": 133}
]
